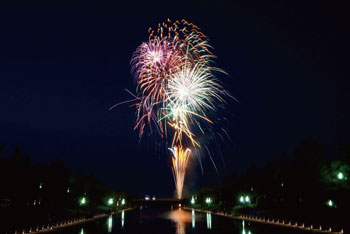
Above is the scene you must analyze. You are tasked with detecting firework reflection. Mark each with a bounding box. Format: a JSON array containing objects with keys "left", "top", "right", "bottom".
[{"left": 168, "top": 208, "right": 192, "bottom": 234}]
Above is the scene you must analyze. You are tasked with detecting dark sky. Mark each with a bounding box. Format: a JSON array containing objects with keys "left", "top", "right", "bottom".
[{"left": 0, "top": 1, "right": 348, "bottom": 197}]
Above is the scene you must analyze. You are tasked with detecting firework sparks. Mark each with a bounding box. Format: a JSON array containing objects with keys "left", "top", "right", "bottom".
[
  {"left": 165, "top": 62, "right": 226, "bottom": 146},
  {"left": 170, "top": 146, "right": 191, "bottom": 199},
  {"left": 123, "top": 19, "right": 230, "bottom": 199}
]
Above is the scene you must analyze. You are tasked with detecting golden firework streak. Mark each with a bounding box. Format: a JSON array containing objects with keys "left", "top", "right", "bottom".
[{"left": 170, "top": 146, "right": 191, "bottom": 199}]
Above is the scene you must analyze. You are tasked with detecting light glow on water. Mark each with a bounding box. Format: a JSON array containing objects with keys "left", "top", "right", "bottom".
[
  {"left": 206, "top": 212, "right": 212, "bottom": 229},
  {"left": 54, "top": 208, "right": 292, "bottom": 234},
  {"left": 176, "top": 222, "right": 185, "bottom": 234},
  {"left": 242, "top": 220, "right": 252, "bottom": 234},
  {"left": 168, "top": 208, "right": 192, "bottom": 234},
  {"left": 107, "top": 215, "right": 113, "bottom": 233},
  {"left": 121, "top": 210, "right": 125, "bottom": 228},
  {"left": 192, "top": 209, "right": 195, "bottom": 228}
]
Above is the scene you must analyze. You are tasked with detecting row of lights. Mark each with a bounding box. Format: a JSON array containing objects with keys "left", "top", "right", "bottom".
[
  {"left": 193, "top": 195, "right": 335, "bottom": 208},
  {"left": 189, "top": 196, "right": 211, "bottom": 205},
  {"left": 39, "top": 183, "right": 72, "bottom": 194},
  {"left": 239, "top": 196, "right": 250, "bottom": 204},
  {"left": 189, "top": 171, "right": 346, "bottom": 207},
  {"left": 39, "top": 183, "right": 127, "bottom": 207},
  {"left": 205, "top": 197, "right": 212, "bottom": 205},
  {"left": 190, "top": 195, "right": 251, "bottom": 205},
  {"left": 80, "top": 197, "right": 126, "bottom": 206}
]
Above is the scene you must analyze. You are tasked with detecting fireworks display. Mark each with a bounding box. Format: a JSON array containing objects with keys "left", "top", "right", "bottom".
[
  {"left": 170, "top": 146, "right": 191, "bottom": 200},
  {"left": 129, "top": 19, "right": 230, "bottom": 199}
]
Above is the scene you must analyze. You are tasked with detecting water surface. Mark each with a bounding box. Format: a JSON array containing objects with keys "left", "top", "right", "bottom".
[{"left": 53, "top": 207, "right": 309, "bottom": 234}]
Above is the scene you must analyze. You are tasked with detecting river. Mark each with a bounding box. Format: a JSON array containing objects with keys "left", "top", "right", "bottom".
[{"left": 52, "top": 206, "right": 309, "bottom": 234}]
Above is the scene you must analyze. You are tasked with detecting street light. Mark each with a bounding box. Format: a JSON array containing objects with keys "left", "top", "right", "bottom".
[
  {"left": 121, "top": 198, "right": 125, "bottom": 206},
  {"left": 327, "top": 199, "right": 334, "bottom": 207},
  {"left": 191, "top": 196, "right": 195, "bottom": 205},
  {"left": 239, "top": 195, "right": 250, "bottom": 204},
  {"left": 239, "top": 196, "right": 244, "bottom": 203},
  {"left": 80, "top": 197, "right": 86, "bottom": 206},
  {"left": 108, "top": 198, "right": 114, "bottom": 206},
  {"left": 205, "top": 197, "right": 212, "bottom": 205},
  {"left": 337, "top": 172, "right": 344, "bottom": 180}
]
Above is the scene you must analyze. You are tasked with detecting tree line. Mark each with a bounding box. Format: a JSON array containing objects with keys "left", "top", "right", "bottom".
[
  {"left": 0, "top": 145, "right": 129, "bottom": 233},
  {"left": 190, "top": 138, "right": 350, "bottom": 229}
]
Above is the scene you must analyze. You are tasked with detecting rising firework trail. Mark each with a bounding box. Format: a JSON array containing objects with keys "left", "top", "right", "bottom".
[
  {"left": 121, "top": 19, "right": 231, "bottom": 199},
  {"left": 170, "top": 146, "right": 191, "bottom": 199}
]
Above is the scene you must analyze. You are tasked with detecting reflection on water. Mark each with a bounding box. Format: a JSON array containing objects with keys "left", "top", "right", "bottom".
[
  {"left": 167, "top": 208, "right": 216, "bottom": 234},
  {"left": 107, "top": 215, "right": 113, "bottom": 233},
  {"left": 206, "top": 212, "right": 212, "bottom": 229},
  {"left": 56, "top": 207, "right": 303, "bottom": 234},
  {"left": 121, "top": 210, "right": 125, "bottom": 228},
  {"left": 167, "top": 208, "right": 192, "bottom": 234},
  {"left": 242, "top": 220, "right": 252, "bottom": 234},
  {"left": 105, "top": 210, "right": 124, "bottom": 233},
  {"left": 139, "top": 206, "right": 143, "bottom": 224},
  {"left": 175, "top": 222, "right": 185, "bottom": 234},
  {"left": 167, "top": 208, "right": 192, "bottom": 223},
  {"left": 192, "top": 209, "right": 195, "bottom": 228},
  {"left": 76, "top": 210, "right": 251, "bottom": 234},
  {"left": 167, "top": 208, "right": 215, "bottom": 233}
]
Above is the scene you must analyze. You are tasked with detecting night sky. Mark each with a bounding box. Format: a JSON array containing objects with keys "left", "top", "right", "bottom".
[{"left": 0, "top": 1, "right": 348, "bottom": 197}]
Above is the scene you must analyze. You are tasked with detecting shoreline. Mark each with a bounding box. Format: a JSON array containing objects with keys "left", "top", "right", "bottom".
[
  {"left": 183, "top": 207, "right": 343, "bottom": 234},
  {"left": 18, "top": 207, "right": 135, "bottom": 234}
]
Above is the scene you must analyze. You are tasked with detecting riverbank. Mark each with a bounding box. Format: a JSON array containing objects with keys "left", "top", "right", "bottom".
[
  {"left": 184, "top": 207, "right": 344, "bottom": 234},
  {"left": 16, "top": 207, "right": 135, "bottom": 234}
]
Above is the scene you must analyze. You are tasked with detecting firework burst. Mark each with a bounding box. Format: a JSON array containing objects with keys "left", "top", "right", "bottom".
[{"left": 124, "top": 19, "right": 231, "bottom": 199}]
